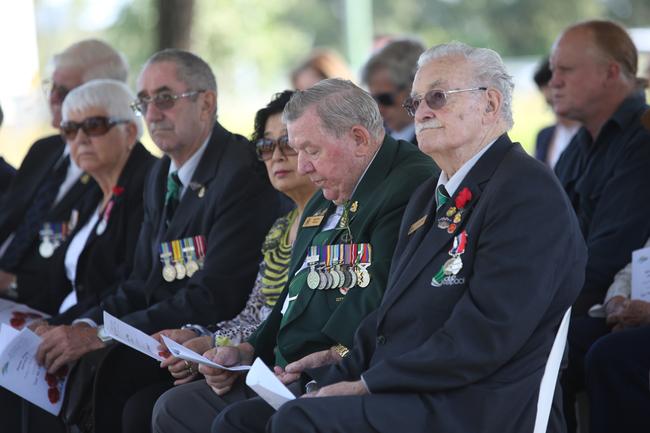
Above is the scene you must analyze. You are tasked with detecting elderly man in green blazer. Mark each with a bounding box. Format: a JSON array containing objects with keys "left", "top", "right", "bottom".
[{"left": 151, "top": 79, "right": 438, "bottom": 433}]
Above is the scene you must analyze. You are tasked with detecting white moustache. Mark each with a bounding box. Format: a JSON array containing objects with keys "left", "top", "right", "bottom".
[
  {"left": 149, "top": 122, "right": 173, "bottom": 133},
  {"left": 415, "top": 120, "right": 443, "bottom": 135}
]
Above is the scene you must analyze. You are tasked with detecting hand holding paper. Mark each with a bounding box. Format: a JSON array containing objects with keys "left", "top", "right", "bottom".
[
  {"left": 161, "top": 335, "right": 250, "bottom": 371},
  {"left": 102, "top": 311, "right": 164, "bottom": 361}
]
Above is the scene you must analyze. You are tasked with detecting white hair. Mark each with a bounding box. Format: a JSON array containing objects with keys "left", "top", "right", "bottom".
[
  {"left": 53, "top": 39, "right": 128, "bottom": 83},
  {"left": 62, "top": 79, "right": 143, "bottom": 139},
  {"left": 418, "top": 41, "right": 515, "bottom": 129}
]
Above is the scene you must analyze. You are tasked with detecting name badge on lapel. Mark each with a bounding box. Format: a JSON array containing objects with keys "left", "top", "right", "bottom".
[
  {"left": 302, "top": 208, "right": 327, "bottom": 228},
  {"left": 408, "top": 215, "right": 427, "bottom": 235}
]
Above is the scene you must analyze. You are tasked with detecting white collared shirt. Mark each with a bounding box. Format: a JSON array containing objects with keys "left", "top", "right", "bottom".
[
  {"left": 167, "top": 134, "right": 211, "bottom": 199},
  {"left": 55, "top": 145, "right": 83, "bottom": 205},
  {"left": 436, "top": 139, "right": 497, "bottom": 199},
  {"left": 390, "top": 124, "right": 416, "bottom": 142}
]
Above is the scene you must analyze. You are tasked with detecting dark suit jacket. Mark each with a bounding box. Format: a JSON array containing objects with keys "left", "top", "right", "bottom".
[
  {"left": 313, "top": 135, "right": 587, "bottom": 433},
  {"left": 0, "top": 157, "right": 15, "bottom": 197},
  {"left": 80, "top": 122, "right": 282, "bottom": 334},
  {"left": 48, "top": 144, "right": 156, "bottom": 325},
  {"left": 534, "top": 125, "right": 554, "bottom": 163},
  {"left": 0, "top": 134, "right": 100, "bottom": 313},
  {"left": 249, "top": 135, "right": 438, "bottom": 366}
]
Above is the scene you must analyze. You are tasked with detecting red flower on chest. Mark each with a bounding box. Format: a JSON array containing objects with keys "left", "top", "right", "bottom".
[{"left": 455, "top": 187, "right": 472, "bottom": 209}]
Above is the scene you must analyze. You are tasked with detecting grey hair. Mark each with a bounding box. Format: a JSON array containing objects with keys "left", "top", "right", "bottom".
[
  {"left": 143, "top": 48, "right": 217, "bottom": 93},
  {"left": 62, "top": 79, "right": 143, "bottom": 139},
  {"left": 53, "top": 39, "right": 128, "bottom": 83},
  {"left": 361, "top": 37, "right": 426, "bottom": 90},
  {"left": 418, "top": 41, "right": 515, "bottom": 129},
  {"left": 283, "top": 78, "right": 384, "bottom": 140}
]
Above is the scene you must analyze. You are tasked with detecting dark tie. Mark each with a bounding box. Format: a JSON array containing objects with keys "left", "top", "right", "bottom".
[
  {"left": 165, "top": 171, "right": 182, "bottom": 225},
  {"left": 0, "top": 155, "right": 70, "bottom": 270},
  {"left": 436, "top": 184, "right": 450, "bottom": 211}
]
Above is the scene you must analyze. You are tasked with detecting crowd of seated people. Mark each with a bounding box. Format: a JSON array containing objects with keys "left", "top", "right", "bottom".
[{"left": 0, "top": 17, "right": 648, "bottom": 433}]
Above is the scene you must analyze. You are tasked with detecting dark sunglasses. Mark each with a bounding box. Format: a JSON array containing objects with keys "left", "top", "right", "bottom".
[
  {"left": 372, "top": 92, "right": 400, "bottom": 106},
  {"left": 42, "top": 80, "right": 71, "bottom": 102},
  {"left": 254, "top": 136, "right": 296, "bottom": 161},
  {"left": 130, "top": 90, "right": 204, "bottom": 115},
  {"left": 402, "top": 87, "right": 487, "bottom": 117},
  {"left": 60, "top": 116, "right": 129, "bottom": 141}
]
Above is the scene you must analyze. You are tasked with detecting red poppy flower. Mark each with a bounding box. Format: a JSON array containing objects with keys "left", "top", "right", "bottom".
[
  {"left": 455, "top": 187, "right": 472, "bottom": 209},
  {"left": 112, "top": 186, "right": 125, "bottom": 196},
  {"left": 10, "top": 318, "right": 25, "bottom": 329},
  {"left": 48, "top": 387, "right": 60, "bottom": 404},
  {"left": 45, "top": 373, "right": 58, "bottom": 387}
]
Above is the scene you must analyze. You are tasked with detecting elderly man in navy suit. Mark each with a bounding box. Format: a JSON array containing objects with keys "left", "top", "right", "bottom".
[{"left": 212, "top": 41, "right": 587, "bottom": 433}]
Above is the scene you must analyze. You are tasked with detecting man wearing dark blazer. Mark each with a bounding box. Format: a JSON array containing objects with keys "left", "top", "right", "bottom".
[
  {"left": 27, "top": 49, "right": 281, "bottom": 433},
  {"left": 212, "top": 42, "right": 587, "bottom": 433},
  {"left": 0, "top": 39, "right": 129, "bottom": 314},
  {"left": 150, "top": 79, "right": 437, "bottom": 433}
]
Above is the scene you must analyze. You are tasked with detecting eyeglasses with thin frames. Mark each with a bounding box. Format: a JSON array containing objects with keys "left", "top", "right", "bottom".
[
  {"left": 254, "top": 136, "right": 296, "bottom": 161},
  {"left": 130, "top": 90, "right": 205, "bottom": 115},
  {"left": 41, "top": 79, "right": 71, "bottom": 102},
  {"left": 402, "top": 87, "right": 487, "bottom": 117}
]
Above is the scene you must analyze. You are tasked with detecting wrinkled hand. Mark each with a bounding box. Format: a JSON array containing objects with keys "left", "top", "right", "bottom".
[
  {"left": 36, "top": 323, "right": 105, "bottom": 373},
  {"left": 605, "top": 296, "right": 628, "bottom": 327},
  {"left": 303, "top": 380, "right": 368, "bottom": 398},
  {"left": 274, "top": 348, "right": 342, "bottom": 385},
  {"left": 152, "top": 328, "right": 198, "bottom": 356},
  {"left": 201, "top": 343, "right": 253, "bottom": 396},
  {"left": 27, "top": 319, "right": 49, "bottom": 333},
  {"left": 613, "top": 299, "right": 650, "bottom": 329},
  {"left": 160, "top": 335, "right": 213, "bottom": 385}
]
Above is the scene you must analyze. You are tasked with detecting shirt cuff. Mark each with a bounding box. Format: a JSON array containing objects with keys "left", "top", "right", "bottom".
[{"left": 73, "top": 318, "right": 98, "bottom": 328}]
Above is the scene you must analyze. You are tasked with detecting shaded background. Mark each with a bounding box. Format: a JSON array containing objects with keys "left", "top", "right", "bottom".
[{"left": 1, "top": 0, "right": 649, "bottom": 166}]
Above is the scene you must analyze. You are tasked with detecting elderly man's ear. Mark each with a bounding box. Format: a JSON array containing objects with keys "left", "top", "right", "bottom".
[
  {"left": 350, "top": 125, "right": 373, "bottom": 157},
  {"left": 482, "top": 89, "right": 502, "bottom": 123}
]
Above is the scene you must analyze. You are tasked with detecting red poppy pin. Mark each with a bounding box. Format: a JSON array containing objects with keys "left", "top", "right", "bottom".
[
  {"left": 455, "top": 187, "right": 472, "bottom": 209},
  {"left": 112, "top": 186, "right": 125, "bottom": 196}
]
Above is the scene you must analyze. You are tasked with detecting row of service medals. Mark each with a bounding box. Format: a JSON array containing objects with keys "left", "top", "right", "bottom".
[
  {"left": 39, "top": 222, "right": 71, "bottom": 258},
  {"left": 306, "top": 243, "right": 372, "bottom": 293},
  {"left": 159, "top": 235, "right": 206, "bottom": 282}
]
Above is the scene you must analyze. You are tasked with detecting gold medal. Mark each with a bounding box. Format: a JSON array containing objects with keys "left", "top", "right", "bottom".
[{"left": 446, "top": 207, "right": 457, "bottom": 217}]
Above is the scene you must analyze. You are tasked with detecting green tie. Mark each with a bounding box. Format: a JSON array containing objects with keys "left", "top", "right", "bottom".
[
  {"left": 436, "top": 184, "right": 450, "bottom": 211},
  {"left": 165, "top": 171, "right": 182, "bottom": 223}
]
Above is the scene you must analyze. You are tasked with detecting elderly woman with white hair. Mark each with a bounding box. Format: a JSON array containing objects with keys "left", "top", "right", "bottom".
[{"left": 35, "top": 78, "right": 156, "bottom": 327}]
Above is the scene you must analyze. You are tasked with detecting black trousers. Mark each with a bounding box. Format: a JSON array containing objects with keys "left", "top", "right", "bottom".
[
  {"left": 0, "top": 387, "right": 66, "bottom": 433},
  {"left": 586, "top": 325, "right": 650, "bottom": 433}
]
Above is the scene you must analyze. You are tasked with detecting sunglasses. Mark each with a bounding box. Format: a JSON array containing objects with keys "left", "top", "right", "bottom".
[
  {"left": 402, "top": 87, "right": 487, "bottom": 117},
  {"left": 130, "top": 90, "right": 204, "bottom": 115},
  {"left": 372, "top": 91, "right": 400, "bottom": 106},
  {"left": 254, "top": 136, "right": 296, "bottom": 161},
  {"left": 60, "top": 116, "right": 129, "bottom": 141},
  {"left": 42, "top": 80, "right": 71, "bottom": 102}
]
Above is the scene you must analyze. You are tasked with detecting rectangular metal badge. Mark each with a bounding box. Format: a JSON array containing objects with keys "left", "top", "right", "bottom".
[
  {"left": 408, "top": 215, "right": 427, "bottom": 235},
  {"left": 303, "top": 216, "right": 324, "bottom": 228}
]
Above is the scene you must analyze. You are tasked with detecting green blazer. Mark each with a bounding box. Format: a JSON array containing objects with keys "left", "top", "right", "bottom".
[{"left": 248, "top": 135, "right": 438, "bottom": 367}]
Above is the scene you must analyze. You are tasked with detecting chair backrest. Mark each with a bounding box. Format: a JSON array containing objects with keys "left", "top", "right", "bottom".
[{"left": 533, "top": 307, "right": 571, "bottom": 433}]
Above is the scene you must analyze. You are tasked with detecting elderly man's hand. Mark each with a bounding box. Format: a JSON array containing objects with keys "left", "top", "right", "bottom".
[
  {"left": 35, "top": 323, "right": 105, "bottom": 373},
  {"left": 303, "top": 380, "right": 368, "bottom": 398},
  {"left": 200, "top": 343, "right": 254, "bottom": 395},
  {"left": 274, "top": 347, "right": 343, "bottom": 385},
  {"left": 605, "top": 296, "right": 629, "bottom": 327},
  {"left": 613, "top": 299, "right": 650, "bottom": 329},
  {"left": 152, "top": 328, "right": 198, "bottom": 358},
  {"left": 160, "top": 335, "right": 213, "bottom": 385}
]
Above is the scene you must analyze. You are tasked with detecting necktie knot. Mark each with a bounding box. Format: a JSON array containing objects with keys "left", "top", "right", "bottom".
[{"left": 436, "top": 184, "right": 450, "bottom": 211}]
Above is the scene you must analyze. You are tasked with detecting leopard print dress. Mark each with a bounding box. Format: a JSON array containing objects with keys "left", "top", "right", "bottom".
[{"left": 214, "top": 209, "right": 297, "bottom": 346}]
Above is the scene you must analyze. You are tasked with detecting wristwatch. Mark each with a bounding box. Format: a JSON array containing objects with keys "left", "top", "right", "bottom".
[{"left": 96, "top": 325, "right": 112, "bottom": 343}]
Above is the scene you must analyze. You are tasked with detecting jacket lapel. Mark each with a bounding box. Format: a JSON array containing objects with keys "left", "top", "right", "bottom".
[{"left": 379, "top": 135, "right": 515, "bottom": 316}]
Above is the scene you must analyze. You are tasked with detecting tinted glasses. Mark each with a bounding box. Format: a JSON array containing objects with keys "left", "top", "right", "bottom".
[
  {"left": 42, "top": 80, "right": 71, "bottom": 102},
  {"left": 255, "top": 136, "right": 296, "bottom": 161},
  {"left": 402, "top": 87, "right": 487, "bottom": 117},
  {"left": 130, "top": 90, "right": 204, "bottom": 115},
  {"left": 371, "top": 92, "right": 400, "bottom": 106},
  {"left": 60, "top": 116, "right": 129, "bottom": 141}
]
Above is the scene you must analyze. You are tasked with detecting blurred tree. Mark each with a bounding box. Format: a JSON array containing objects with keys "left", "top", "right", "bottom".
[{"left": 158, "top": 0, "right": 194, "bottom": 50}]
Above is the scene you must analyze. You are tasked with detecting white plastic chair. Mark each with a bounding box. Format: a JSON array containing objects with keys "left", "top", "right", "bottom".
[{"left": 533, "top": 307, "right": 572, "bottom": 433}]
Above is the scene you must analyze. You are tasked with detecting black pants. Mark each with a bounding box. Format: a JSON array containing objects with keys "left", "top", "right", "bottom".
[
  {"left": 586, "top": 325, "right": 650, "bottom": 433},
  {"left": 0, "top": 387, "right": 66, "bottom": 433}
]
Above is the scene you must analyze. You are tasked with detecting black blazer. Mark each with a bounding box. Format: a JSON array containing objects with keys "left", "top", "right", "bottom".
[
  {"left": 0, "top": 157, "right": 16, "bottom": 197},
  {"left": 0, "top": 134, "right": 99, "bottom": 313},
  {"left": 81, "top": 122, "right": 283, "bottom": 334},
  {"left": 534, "top": 125, "right": 554, "bottom": 163},
  {"left": 312, "top": 135, "right": 587, "bottom": 433},
  {"left": 49, "top": 143, "right": 156, "bottom": 325}
]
